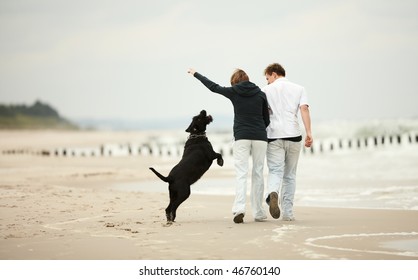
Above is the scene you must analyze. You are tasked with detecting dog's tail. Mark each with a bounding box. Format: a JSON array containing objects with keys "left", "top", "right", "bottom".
[{"left": 149, "top": 167, "right": 171, "bottom": 183}]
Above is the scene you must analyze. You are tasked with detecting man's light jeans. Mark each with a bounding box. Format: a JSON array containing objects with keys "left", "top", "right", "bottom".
[
  {"left": 266, "top": 139, "right": 302, "bottom": 219},
  {"left": 232, "top": 140, "right": 267, "bottom": 219}
]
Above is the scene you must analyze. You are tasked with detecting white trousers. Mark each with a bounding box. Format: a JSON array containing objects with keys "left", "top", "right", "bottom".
[{"left": 232, "top": 140, "right": 267, "bottom": 219}]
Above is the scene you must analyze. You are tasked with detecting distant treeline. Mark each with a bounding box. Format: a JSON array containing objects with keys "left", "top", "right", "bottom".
[{"left": 0, "top": 100, "right": 78, "bottom": 129}]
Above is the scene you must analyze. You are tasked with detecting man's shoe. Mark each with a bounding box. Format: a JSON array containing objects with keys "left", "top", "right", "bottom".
[
  {"left": 269, "top": 192, "right": 280, "bottom": 219},
  {"left": 233, "top": 213, "right": 244, "bottom": 224}
]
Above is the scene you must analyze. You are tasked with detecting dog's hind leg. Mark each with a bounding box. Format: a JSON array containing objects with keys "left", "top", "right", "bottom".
[
  {"left": 165, "top": 188, "right": 177, "bottom": 223},
  {"left": 170, "top": 189, "right": 191, "bottom": 222},
  {"left": 166, "top": 184, "right": 191, "bottom": 223}
]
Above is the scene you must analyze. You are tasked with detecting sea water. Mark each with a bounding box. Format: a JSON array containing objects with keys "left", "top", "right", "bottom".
[{"left": 112, "top": 144, "right": 418, "bottom": 211}]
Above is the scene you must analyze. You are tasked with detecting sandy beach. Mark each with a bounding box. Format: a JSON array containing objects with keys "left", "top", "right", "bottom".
[{"left": 1, "top": 130, "right": 418, "bottom": 260}]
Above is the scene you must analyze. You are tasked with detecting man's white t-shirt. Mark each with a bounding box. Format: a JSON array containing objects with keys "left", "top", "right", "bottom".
[{"left": 261, "top": 77, "right": 308, "bottom": 139}]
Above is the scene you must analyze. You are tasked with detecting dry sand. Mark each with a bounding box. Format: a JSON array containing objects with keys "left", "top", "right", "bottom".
[{"left": 1, "top": 130, "right": 418, "bottom": 260}]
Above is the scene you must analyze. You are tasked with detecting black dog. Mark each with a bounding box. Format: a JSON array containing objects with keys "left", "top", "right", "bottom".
[{"left": 149, "top": 110, "right": 224, "bottom": 223}]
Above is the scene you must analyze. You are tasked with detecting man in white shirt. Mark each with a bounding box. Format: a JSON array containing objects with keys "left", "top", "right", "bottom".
[{"left": 262, "top": 63, "right": 313, "bottom": 221}]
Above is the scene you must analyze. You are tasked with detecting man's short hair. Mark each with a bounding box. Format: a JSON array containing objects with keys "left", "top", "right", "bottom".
[{"left": 264, "top": 63, "right": 286, "bottom": 77}]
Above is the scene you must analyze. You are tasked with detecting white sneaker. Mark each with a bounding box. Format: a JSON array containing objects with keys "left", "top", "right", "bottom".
[
  {"left": 254, "top": 215, "right": 267, "bottom": 222},
  {"left": 282, "top": 216, "right": 295, "bottom": 221}
]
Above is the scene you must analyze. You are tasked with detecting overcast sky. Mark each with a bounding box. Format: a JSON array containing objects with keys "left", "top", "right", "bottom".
[{"left": 1, "top": 0, "right": 417, "bottom": 124}]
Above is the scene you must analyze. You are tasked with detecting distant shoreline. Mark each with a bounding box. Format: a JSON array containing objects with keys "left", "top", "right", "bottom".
[{"left": 0, "top": 101, "right": 78, "bottom": 130}]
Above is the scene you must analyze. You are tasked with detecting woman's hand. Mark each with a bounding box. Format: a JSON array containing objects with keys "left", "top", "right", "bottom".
[{"left": 187, "top": 68, "right": 196, "bottom": 75}]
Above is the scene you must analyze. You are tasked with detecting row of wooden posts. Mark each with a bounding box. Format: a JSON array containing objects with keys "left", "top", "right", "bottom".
[
  {"left": 304, "top": 132, "right": 418, "bottom": 154},
  {"left": 2, "top": 132, "right": 417, "bottom": 158}
]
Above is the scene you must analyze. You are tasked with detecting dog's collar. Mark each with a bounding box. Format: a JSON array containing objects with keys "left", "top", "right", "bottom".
[{"left": 188, "top": 132, "right": 207, "bottom": 139}]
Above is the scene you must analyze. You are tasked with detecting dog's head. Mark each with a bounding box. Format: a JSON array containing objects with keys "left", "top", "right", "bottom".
[{"left": 185, "top": 110, "right": 213, "bottom": 134}]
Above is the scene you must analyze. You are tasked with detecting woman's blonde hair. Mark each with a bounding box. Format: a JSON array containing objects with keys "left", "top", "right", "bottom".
[{"left": 230, "top": 69, "right": 249, "bottom": 86}]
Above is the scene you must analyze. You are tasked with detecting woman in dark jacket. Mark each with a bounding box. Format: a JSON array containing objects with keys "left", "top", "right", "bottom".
[{"left": 188, "top": 68, "right": 270, "bottom": 223}]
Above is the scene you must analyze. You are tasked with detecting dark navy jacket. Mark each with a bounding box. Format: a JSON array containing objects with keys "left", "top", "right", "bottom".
[{"left": 194, "top": 72, "right": 270, "bottom": 141}]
